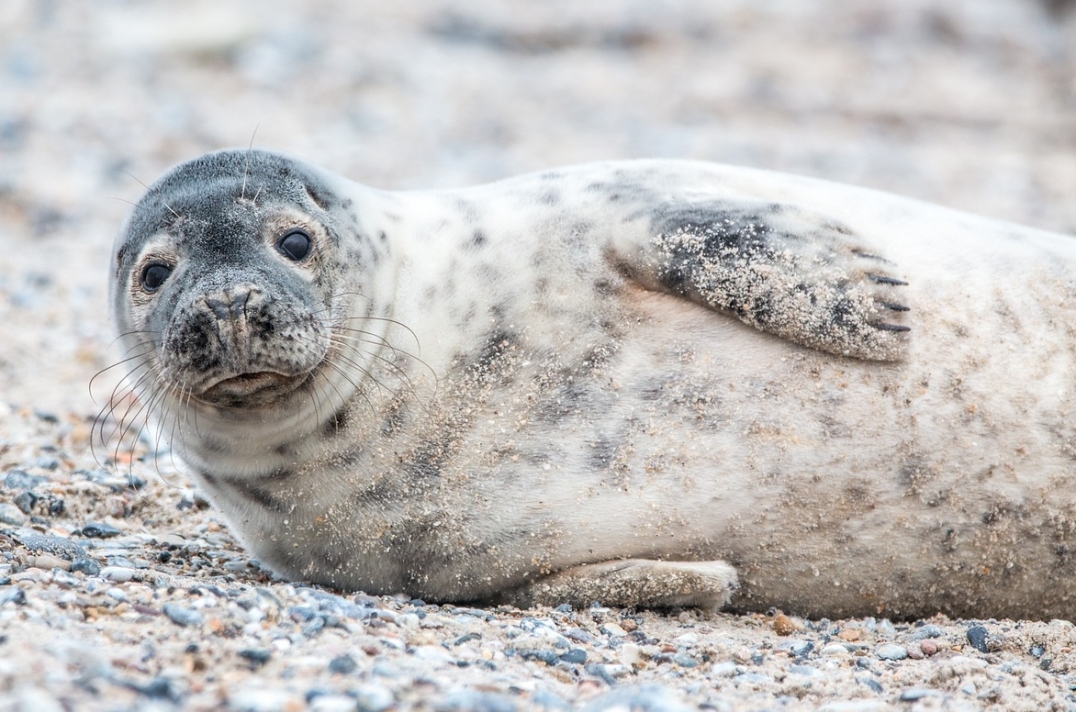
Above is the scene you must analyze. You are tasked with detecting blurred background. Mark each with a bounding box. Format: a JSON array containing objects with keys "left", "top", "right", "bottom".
[{"left": 1, "top": 0, "right": 1075, "bottom": 417}]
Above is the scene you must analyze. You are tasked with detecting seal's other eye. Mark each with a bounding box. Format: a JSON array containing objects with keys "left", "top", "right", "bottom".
[
  {"left": 141, "top": 263, "right": 172, "bottom": 292},
  {"left": 277, "top": 229, "right": 312, "bottom": 262}
]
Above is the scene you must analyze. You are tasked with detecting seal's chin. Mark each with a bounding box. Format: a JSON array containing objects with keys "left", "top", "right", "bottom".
[{"left": 199, "top": 371, "right": 311, "bottom": 408}]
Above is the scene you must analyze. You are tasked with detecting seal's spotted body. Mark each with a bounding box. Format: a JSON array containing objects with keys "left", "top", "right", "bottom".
[{"left": 112, "top": 149, "right": 1076, "bottom": 619}]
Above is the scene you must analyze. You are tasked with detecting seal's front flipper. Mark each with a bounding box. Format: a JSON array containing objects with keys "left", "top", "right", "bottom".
[
  {"left": 500, "top": 559, "right": 738, "bottom": 610},
  {"left": 616, "top": 198, "right": 910, "bottom": 361}
]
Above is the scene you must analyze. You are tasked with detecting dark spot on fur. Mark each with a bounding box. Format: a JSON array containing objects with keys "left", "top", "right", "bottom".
[
  {"left": 539, "top": 190, "right": 561, "bottom": 206},
  {"left": 589, "top": 435, "right": 616, "bottom": 471},
  {"left": 305, "top": 184, "right": 331, "bottom": 211},
  {"left": 220, "top": 476, "right": 289, "bottom": 513},
  {"left": 467, "top": 230, "right": 487, "bottom": 250},
  {"left": 322, "top": 406, "right": 350, "bottom": 436}
]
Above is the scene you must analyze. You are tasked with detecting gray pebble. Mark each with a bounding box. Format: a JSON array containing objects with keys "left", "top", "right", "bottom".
[
  {"left": 163, "top": 603, "right": 203, "bottom": 627},
  {"left": 672, "top": 653, "right": 698, "bottom": 668},
  {"left": 80, "top": 521, "right": 122, "bottom": 538},
  {"left": 789, "top": 664, "right": 825, "bottom": 678},
  {"left": 327, "top": 654, "right": 357, "bottom": 674},
  {"left": 12, "top": 491, "right": 36, "bottom": 514},
  {"left": 354, "top": 684, "right": 395, "bottom": 712},
  {"left": 559, "top": 648, "right": 587, "bottom": 665},
  {"left": 581, "top": 684, "right": 695, "bottom": 712},
  {"left": 856, "top": 676, "right": 884, "bottom": 694},
  {"left": 899, "top": 688, "right": 938, "bottom": 702},
  {"left": 14, "top": 533, "right": 85, "bottom": 561},
  {"left": 0, "top": 502, "right": 27, "bottom": 525},
  {"left": 100, "top": 566, "right": 135, "bottom": 583},
  {"left": 875, "top": 643, "right": 908, "bottom": 660},
  {"left": 735, "top": 672, "right": 773, "bottom": 685},
  {"left": 585, "top": 663, "right": 628, "bottom": 685},
  {"left": 71, "top": 558, "right": 100, "bottom": 576},
  {"left": 0, "top": 586, "right": 27, "bottom": 606},
  {"left": 238, "top": 649, "right": 271, "bottom": 668},
  {"left": 4, "top": 469, "right": 47, "bottom": 489},
  {"left": 966, "top": 625, "right": 990, "bottom": 653},
  {"left": 908, "top": 624, "right": 945, "bottom": 640},
  {"left": 436, "top": 689, "right": 516, "bottom": 712},
  {"left": 711, "top": 661, "right": 741, "bottom": 677}
]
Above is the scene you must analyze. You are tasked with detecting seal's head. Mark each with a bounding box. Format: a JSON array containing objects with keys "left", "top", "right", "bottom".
[{"left": 110, "top": 149, "right": 370, "bottom": 419}]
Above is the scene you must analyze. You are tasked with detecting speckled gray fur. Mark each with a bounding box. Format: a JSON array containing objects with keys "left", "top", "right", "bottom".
[{"left": 111, "top": 149, "right": 1076, "bottom": 619}]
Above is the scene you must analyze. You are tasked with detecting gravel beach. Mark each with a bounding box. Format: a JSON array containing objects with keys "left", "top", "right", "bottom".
[{"left": 3, "top": 1, "right": 1076, "bottom": 710}]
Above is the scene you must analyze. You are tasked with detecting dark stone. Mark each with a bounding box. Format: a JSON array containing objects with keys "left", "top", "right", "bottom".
[
  {"left": 4, "top": 469, "right": 47, "bottom": 489},
  {"left": 80, "top": 521, "right": 123, "bottom": 538},
  {"left": 12, "top": 491, "right": 37, "bottom": 514},
  {"left": 559, "top": 648, "right": 587, "bottom": 665},
  {"left": 71, "top": 558, "right": 100, "bottom": 576},
  {"left": 966, "top": 625, "right": 990, "bottom": 653},
  {"left": 238, "top": 648, "right": 271, "bottom": 668},
  {"left": 14, "top": 533, "right": 86, "bottom": 561},
  {"left": 328, "top": 654, "right": 357, "bottom": 674},
  {"left": 454, "top": 633, "right": 482, "bottom": 646},
  {"left": 0, "top": 587, "right": 27, "bottom": 606}
]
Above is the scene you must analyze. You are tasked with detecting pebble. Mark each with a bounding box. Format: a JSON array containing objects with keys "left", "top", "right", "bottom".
[
  {"left": 899, "top": 688, "right": 938, "bottom": 702},
  {"left": 14, "top": 533, "right": 86, "bottom": 561},
  {"left": 162, "top": 603, "right": 203, "bottom": 627},
  {"left": 100, "top": 566, "right": 135, "bottom": 583},
  {"left": 29, "top": 553, "right": 70, "bottom": 571},
  {"left": 436, "top": 689, "right": 515, "bottom": 712},
  {"left": 327, "top": 654, "right": 357, "bottom": 674},
  {"left": 600, "top": 622, "right": 628, "bottom": 637},
  {"left": 619, "top": 642, "right": 645, "bottom": 666},
  {"left": 71, "top": 558, "right": 100, "bottom": 576},
  {"left": 559, "top": 648, "right": 587, "bottom": 665},
  {"left": 239, "top": 649, "right": 272, "bottom": 668},
  {"left": 908, "top": 624, "right": 945, "bottom": 640},
  {"left": 0, "top": 502, "right": 27, "bottom": 525},
  {"left": 773, "top": 613, "right": 795, "bottom": 635},
  {"left": 354, "top": 683, "right": 395, "bottom": 712},
  {"left": 821, "top": 643, "right": 850, "bottom": 656},
  {"left": 875, "top": 643, "right": 908, "bottom": 661},
  {"left": 309, "top": 694, "right": 360, "bottom": 712},
  {"left": 966, "top": 624, "right": 991, "bottom": 653},
  {"left": 581, "top": 685, "right": 696, "bottom": 712},
  {"left": 3, "top": 469, "right": 47, "bottom": 489},
  {"left": 80, "top": 521, "right": 123, "bottom": 538}
]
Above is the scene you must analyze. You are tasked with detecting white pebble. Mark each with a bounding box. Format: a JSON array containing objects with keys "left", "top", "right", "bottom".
[{"left": 100, "top": 567, "right": 135, "bottom": 583}]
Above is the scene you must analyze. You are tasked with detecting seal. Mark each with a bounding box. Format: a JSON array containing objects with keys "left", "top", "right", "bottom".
[{"left": 110, "top": 148, "right": 1076, "bottom": 620}]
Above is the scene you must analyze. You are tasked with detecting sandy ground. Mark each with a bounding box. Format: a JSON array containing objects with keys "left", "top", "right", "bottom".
[{"left": 3, "top": 1, "right": 1076, "bottom": 710}]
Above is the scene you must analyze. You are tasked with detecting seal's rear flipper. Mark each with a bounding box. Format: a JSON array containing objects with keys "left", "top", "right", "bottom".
[
  {"left": 615, "top": 198, "right": 911, "bottom": 361},
  {"left": 500, "top": 559, "right": 738, "bottom": 610}
]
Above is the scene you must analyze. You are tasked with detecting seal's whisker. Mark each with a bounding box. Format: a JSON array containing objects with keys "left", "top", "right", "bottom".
[
  {"left": 90, "top": 346, "right": 156, "bottom": 405},
  {"left": 122, "top": 170, "right": 179, "bottom": 219},
  {"left": 326, "top": 335, "right": 435, "bottom": 415},
  {"left": 330, "top": 326, "right": 439, "bottom": 386}
]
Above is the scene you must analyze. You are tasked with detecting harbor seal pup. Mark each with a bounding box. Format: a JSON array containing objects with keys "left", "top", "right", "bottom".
[{"left": 110, "top": 148, "right": 1076, "bottom": 620}]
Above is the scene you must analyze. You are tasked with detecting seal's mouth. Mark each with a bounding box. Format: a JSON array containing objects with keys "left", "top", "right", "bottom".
[{"left": 199, "top": 371, "right": 311, "bottom": 408}]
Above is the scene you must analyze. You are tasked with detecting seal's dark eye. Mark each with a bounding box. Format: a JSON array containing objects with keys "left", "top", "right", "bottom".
[
  {"left": 141, "top": 263, "right": 172, "bottom": 292},
  {"left": 277, "top": 229, "right": 312, "bottom": 262}
]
